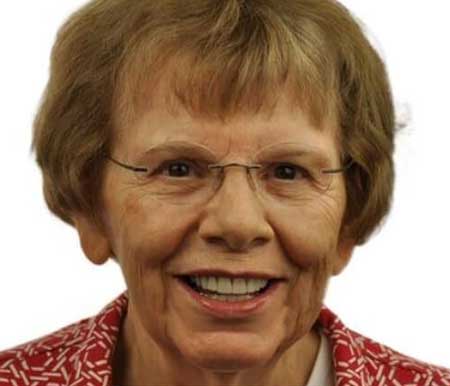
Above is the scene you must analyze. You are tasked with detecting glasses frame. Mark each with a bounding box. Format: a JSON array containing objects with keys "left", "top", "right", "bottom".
[
  {"left": 105, "top": 156, "right": 352, "bottom": 180},
  {"left": 104, "top": 150, "right": 353, "bottom": 205}
]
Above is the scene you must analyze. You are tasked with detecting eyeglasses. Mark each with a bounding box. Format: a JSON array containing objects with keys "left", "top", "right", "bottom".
[{"left": 106, "top": 141, "right": 352, "bottom": 207}]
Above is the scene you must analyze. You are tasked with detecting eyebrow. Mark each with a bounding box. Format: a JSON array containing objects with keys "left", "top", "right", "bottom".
[
  {"left": 139, "top": 140, "right": 333, "bottom": 166},
  {"left": 138, "top": 141, "right": 218, "bottom": 162},
  {"left": 255, "top": 142, "right": 333, "bottom": 166}
]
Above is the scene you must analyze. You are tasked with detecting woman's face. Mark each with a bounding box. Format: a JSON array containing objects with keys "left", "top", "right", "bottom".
[{"left": 79, "top": 91, "right": 353, "bottom": 374}]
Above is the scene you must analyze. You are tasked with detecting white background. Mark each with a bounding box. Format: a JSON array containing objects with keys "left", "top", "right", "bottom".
[{"left": 0, "top": 0, "right": 449, "bottom": 367}]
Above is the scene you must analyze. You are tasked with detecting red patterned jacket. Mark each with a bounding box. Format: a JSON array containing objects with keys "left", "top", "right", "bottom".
[{"left": 1, "top": 292, "right": 449, "bottom": 386}]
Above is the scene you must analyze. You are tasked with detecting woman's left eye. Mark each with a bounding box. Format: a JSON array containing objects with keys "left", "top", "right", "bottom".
[
  {"left": 167, "top": 162, "right": 191, "bottom": 177},
  {"left": 271, "top": 163, "right": 309, "bottom": 180}
]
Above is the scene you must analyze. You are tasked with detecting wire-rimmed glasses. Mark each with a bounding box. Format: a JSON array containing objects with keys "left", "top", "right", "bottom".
[{"left": 106, "top": 141, "right": 351, "bottom": 207}]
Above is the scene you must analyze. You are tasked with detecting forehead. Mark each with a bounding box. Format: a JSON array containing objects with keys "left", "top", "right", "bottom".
[{"left": 113, "top": 83, "right": 341, "bottom": 161}]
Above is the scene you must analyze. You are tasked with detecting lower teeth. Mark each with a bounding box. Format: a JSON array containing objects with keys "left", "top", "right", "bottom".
[{"left": 199, "top": 292, "right": 257, "bottom": 302}]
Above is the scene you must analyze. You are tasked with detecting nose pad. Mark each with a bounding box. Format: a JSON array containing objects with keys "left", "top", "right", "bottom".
[{"left": 210, "top": 163, "right": 261, "bottom": 200}]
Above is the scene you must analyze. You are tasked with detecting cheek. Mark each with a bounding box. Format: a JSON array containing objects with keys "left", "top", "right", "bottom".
[
  {"left": 110, "top": 194, "right": 198, "bottom": 337},
  {"left": 288, "top": 256, "right": 332, "bottom": 311},
  {"left": 111, "top": 192, "right": 193, "bottom": 268},
  {"left": 265, "top": 194, "right": 342, "bottom": 345},
  {"left": 272, "top": 199, "right": 343, "bottom": 268},
  {"left": 105, "top": 191, "right": 197, "bottom": 306},
  {"left": 279, "top": 255, "right": 332, "bottom": 351}
]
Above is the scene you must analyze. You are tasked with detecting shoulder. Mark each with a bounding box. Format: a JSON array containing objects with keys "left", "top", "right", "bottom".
[
  {"left": 0, "top": 317, "right": 92, "bottom": 385},
  {"left": 352, "top": 327, "right": 450, "bottom": 385},
  {"left": 319, "top": 307, "right": 450, "bottom": 386},
  {"left": 0, "top": 292, "right": 127, "bottom": 386}
]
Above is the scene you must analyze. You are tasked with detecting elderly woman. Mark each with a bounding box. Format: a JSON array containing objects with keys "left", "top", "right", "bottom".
[{"left": 1, "top": 0, "right": 449, "bottom": 385}]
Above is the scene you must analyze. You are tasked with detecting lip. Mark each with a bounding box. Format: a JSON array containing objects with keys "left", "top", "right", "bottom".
[
  {"left": 176, "top": 269, "right": 285, "bottom": 280},
  {"left": 175, "top": 276, "right": 283, "bottom": 319}
]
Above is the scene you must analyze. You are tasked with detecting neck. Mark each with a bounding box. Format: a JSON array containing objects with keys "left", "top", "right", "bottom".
[{"left": 112, "top": 311, "right": 321, "bottom": 386}]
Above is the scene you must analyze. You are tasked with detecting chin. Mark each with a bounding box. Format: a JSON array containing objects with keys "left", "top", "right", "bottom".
[{"left": 176, "top": 333, "right": 280, "bottom": 371}]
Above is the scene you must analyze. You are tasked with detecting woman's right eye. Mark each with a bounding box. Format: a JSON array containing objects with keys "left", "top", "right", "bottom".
[{"left": 153, "top": 160, "right": 200, "bottom": 178}]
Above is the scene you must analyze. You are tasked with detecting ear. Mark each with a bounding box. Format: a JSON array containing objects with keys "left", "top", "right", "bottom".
[
  {"left": 332, "top": 236, "right": 356, "bottom": 276},
  {"left": 72, "top": 214, "right": 113, "bottom": 265}
]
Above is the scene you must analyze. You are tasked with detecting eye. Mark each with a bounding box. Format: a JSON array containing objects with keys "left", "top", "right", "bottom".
[
  {"left": 271, "top": 163, "right": 310, "bottom": 180},
  {"left": 153, "top": 159, "right": 201, "bottom": 178}
]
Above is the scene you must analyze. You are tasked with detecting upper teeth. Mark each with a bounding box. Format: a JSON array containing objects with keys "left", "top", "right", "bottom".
[{"left": 190, "top": 276, "right": 269, "bottom": 295}]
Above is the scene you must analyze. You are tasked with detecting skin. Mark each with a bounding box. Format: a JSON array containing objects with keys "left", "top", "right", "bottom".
[{"left": 73, "top": 90, "right": 355, "bottom": 386}]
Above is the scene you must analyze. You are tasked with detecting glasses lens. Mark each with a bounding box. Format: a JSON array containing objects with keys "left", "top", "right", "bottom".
[
  {"left": 134, "top": 142, "right": 338, "bottom": 206},
  {"left": 248, "top": 142, "right": 333, "bottom": 206},
  {"left": 253, "top": 161, "right": 333, "bottom": 206}
]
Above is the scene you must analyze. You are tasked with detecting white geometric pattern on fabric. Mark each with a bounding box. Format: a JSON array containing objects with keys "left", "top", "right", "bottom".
[{"left": 0, "top": 295, "right": 127, "bottom": 386}]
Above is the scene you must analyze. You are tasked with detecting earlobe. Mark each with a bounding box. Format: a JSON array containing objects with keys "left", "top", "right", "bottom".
[
  {"left": 72, "top": 214, "right": 113, "bottom": 265},
  {"left": 332, "top": 237, "right": 356, "bottom": 276}
]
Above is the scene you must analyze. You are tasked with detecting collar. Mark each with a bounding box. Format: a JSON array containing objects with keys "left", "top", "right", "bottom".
[
  {"left": 318, "top": 307, "right": 370, "bottom": 386},
  {"left": 65, "top": 292, "right": 128, "bottom": 385}
]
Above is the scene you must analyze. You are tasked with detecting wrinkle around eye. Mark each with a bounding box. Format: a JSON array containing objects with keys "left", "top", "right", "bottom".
[
  {"left": 112, "top": 178, "right": 162, "bottom": 206},
  {"left": 314, "top": 191, "right": 345, "bottom": 229}
]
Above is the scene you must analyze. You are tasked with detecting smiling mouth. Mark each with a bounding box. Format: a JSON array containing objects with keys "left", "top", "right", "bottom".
[{"left": 179, "top": 275, "right": 277, "bottom": 302}]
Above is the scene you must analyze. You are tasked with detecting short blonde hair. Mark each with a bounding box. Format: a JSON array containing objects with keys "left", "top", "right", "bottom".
[{"left": 32, "top": 0, "right": 396, "bottom": 244}]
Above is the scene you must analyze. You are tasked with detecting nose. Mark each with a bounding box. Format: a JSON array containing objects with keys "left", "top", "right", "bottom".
[{"left": 197, "top": 167, "right": 274, "bottom": 253}]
